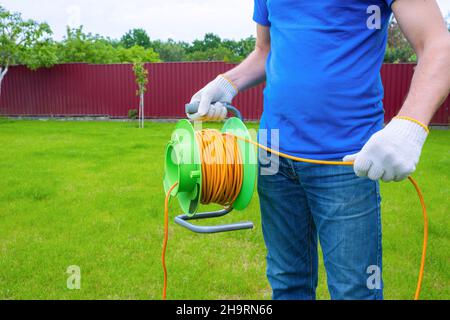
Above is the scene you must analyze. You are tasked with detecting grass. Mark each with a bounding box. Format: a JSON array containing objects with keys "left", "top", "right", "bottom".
[{"left": 0, "top": 119, "right": 448, "bottom": 300}]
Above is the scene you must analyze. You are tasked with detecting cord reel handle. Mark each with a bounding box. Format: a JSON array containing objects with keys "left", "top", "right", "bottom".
[
  {"left": 175, "top": 208, "right": 254, "bottom": 234},
  {"left": 185, "top": 102, "right": 243, "bottom": 121}
]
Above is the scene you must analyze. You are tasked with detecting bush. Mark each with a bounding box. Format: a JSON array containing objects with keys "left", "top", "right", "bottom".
[{"left": 128, "top": 109, "right": 138, "bottom": 120}]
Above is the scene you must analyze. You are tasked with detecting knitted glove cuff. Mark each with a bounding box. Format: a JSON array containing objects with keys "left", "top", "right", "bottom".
[
  {"left": 388, "top": 117, "right": 429, "bottom": 147},
  {"left": 216, "top": 75, "right": 238, "bottom": 101}
]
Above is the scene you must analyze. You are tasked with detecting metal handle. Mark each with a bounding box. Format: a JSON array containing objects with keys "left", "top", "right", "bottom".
[
  {"left": 175, "top": 208, "right": 254, "bottom": 234},
  {"left": 186, "top": 102, "right": 243, "bottom": 121}
]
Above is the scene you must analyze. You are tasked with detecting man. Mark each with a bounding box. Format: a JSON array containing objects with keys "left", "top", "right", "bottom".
[{"left": 188, "top": 0, "right": 450, "bottom": 300}]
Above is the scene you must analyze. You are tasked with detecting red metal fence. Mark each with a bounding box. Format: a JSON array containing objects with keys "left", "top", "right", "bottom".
[{"left": 0, "top": 62, "right": 448, "bottom": 125}]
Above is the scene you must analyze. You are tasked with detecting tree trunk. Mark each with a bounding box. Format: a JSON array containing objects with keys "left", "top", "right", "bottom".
[
  {"left": 138, "top": 98, "right": 142, "bottom": 128},
  {"left": 0, "top": 66, "right": 8, "bottom": 99},
  {"left": 140, "top": 91, "right": 145, "bottom": 129}
]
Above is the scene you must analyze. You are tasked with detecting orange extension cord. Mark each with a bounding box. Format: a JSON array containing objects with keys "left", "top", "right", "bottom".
[{"left": 162, "top": 130, "right": 428, "bottom": 300}]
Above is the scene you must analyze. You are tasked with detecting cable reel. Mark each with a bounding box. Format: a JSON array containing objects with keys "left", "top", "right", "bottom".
[{"left": 163, "top": 103, "right": 258, "bottom": 233}]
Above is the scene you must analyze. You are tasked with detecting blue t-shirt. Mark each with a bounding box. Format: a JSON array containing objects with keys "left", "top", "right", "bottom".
[{"left": 254, "top": 0, "right": 395, "bottom": 160}]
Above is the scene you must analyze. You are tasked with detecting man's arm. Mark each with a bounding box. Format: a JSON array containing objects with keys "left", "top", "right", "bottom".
[
  {"left": 393, "top": 0, "right": 450, "bottom": 124},
  {"left": 224, "top": 24, "right": 271, "bottom": 91},
  {"left": 187, "top": 25, "right": 270, "bottom": 120},
  {"left": 344, "top": 0, "right": 450, "bottom": 182}
]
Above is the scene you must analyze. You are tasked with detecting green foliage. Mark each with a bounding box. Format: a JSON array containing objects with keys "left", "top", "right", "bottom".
[
  {"left": 222, "top": 36, "right": 256, "bottom": 59},
  {"left": 133, "top": 62, "right": 149, "bottom": 95},
  {"left": 384, "top": 19, "right": 416, "bottom": 63},
  {"left": 186, "top": 46, "right": 241, "bottom": 63},
  {"left": 117, "top": 45, "right": 159, "bottom": 64},
  {"left": 19, "top": 40, "right": 58, "bottom": 70},
  {"left": 57, "top": 27, "right": 160, "bottom": 64},
  {"left": 384, "top": 47, "right": 416, "bottom": 64},
  {"left": 120, "top": 28, "right": 152, "bottom": 49},
  {"left": 118, "top": 31, "right": 256, "bottom": 63},
  {"left": 121, "top": 32, "right": 257, "bottom": 63},
  {"left": 151, "top": 39, "right": 188, "bottom": 62},
  {"left": 184, "top": 33, "right": 255, "bottom": 63},
  {"left": 57, "top": 27, "right": 117, "bottom": 64},
  {"left": 0, "top": 5, "right": 57, "bottom": 69},
  {"left": 128, "top": 109, "right": 138, "bottom": 120},
  {"left": 188, "top": 33, "right": 222, "bottom": 53}
]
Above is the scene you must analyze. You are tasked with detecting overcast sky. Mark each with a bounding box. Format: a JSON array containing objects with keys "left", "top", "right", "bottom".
[{"left": 2, "top": 0, "right": 450, "bottom": 42}]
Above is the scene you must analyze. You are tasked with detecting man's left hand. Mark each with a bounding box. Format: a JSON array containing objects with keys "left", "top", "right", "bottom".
[{"left": 343, "top": 117, "right": 429, "bottom": 182}]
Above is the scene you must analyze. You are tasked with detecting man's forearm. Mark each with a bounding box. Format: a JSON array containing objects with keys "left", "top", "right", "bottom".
[
  {"left": 392, "top": 0, "right": 450, "bottom": 126},
  {"left": 398, "top": 38, "right": 450, "bottom": 125},
  {"left": 223, "top": 47, "right": 269, "bottom": 92}
]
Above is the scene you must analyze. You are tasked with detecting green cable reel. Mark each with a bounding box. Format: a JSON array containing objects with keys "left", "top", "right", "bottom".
[{"left": 163, "top": 104, "right": 257, "bottom": 233}]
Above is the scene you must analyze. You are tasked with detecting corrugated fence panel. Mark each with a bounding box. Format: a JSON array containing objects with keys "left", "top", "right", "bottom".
[{"left": 0, "top": 62, "right": 448, "bottom": 125}]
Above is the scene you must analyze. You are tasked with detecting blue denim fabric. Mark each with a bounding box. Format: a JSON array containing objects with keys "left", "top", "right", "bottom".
[{"left": 258, "top": 154, "right": 383, "bottom": 300}]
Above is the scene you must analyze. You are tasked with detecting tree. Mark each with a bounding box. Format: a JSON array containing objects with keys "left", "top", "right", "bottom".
[
  {"left": 187, "top": 46, "right": 241, "bottom": 62},
  {"left": 121, "top": 28, "right": 152, "bottom": 49},
  {"left": 117, "top": 30, "right": 257, "bottom": 62},
  {"left": 188, "top": 33, "right": 222, "bottom": 54},
  {"left": 57, "top": 27, "right": 118, "bottom": 64},
  {"left": 58, "top": 27, "right": 160, "bottom": 64},
  {"left": 116, "top": 45, "right": 159, "bottom": 63},
  {"left": 133, "top": 62, "right": 149, "bottom": 128},
  {"left": 0, "top": 5, "right": 57, "bottom": 96},
  {"left": 222, "top": 36, "right": 256, "bottom": 59},
  {"left": 185, "top": 33, "right": 254, "bottom": 63},
  {"left": 151, "top": 39, "right": 187, "bottom": 62},
  {"left": 385, "top": 18, "right": 415, "bottom": 63}
]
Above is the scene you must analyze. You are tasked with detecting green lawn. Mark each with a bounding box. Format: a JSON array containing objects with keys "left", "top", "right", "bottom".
[{"left": 0, "top": 119, "right": 448, "bottom": 300}]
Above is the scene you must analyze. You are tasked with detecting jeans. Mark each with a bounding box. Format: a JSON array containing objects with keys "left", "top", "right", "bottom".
[{"left": 258, "top": 154, "right": 383, "bottom": 300}]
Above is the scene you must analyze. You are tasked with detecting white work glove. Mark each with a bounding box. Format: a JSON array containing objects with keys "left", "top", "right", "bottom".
[
  {"left": 343, "top": 117, "right": 429, "bottom": 182},
  {"left": 188, "top": 75, "right": 238, "bottom": 121}
]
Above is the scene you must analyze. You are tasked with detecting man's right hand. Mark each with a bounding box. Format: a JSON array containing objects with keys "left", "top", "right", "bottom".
[{"left": 188, "top": 75, "right": 238, "bottom": 121}]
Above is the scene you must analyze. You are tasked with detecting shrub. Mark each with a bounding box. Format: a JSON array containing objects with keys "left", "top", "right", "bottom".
[{"left": 128, "top": 109, "right": 138, "bottom": 120}]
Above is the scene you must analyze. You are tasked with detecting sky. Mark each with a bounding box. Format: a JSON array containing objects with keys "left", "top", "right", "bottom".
[{"left": 1, "top": 0, "right": 450, "bottom": 42}]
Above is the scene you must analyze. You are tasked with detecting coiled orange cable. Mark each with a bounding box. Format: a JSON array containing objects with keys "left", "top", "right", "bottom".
[
  {"left": 196, "top": 130, "right": 244, "bottom": 206},
  {"left": 162, "top": 130, "right": 428, "bottom": 300}
]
